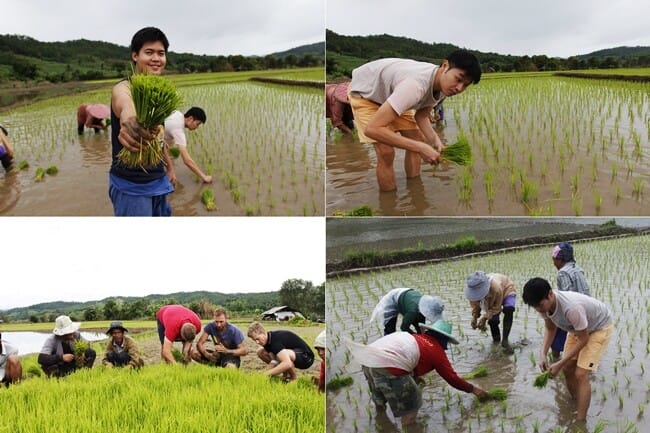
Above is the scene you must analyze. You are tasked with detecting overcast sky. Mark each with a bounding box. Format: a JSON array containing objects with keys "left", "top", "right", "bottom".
[
  {"left": 2, "top": 0, "right": 324, "bottom": 56},
  {"left": 1, "top": 218, "right": 325, "bottom": 310},
  {"left": 327, "top": 0, "right": 650, "bottom": 58}
]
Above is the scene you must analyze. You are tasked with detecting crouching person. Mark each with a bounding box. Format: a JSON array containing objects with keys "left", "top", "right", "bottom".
[
  {"left": 0, "top": 333, "right": 22, "bottom": 385},
  {"left": 38, "top": 315, "right": 96, "bottom": 377},
  {"left": 247, "top": 322, "right": 314, "bottom": 382},
  {"left": 102, "top": 321, "right": 144, "bottom": 369},
  {"left": 191, "top": 307, "right": 247, "bottom": 368}
]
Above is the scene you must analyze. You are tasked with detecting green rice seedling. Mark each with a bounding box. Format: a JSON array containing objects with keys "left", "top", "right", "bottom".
[
  {"left": 533, "top": 371, "right": 550, "bottom": 388},
  {"left": 168, "top": 147, "right": 180, "bottom": 159},
  {"left": 72, "top": 340, "right": 91, "bottom": 368},
  {"left": 632, "top": 179, "right": 644, "bottom": 199},
  {"left": 442, "top": 136, "right": 472, "bottom": 165},
  {"left": 327, "top": 375, "right": 353, "bottom": 391},
  {"left": 45, "top": 166, "right": 58, "bottom": 175},
  {"left": 463, "top": 365, "right": 488, "bottom": 379},
  {"left": 487, "top": 387, "right": 508, "bottom": 401},
  {"left": 200, "top": 188, "right": 217, "bottom": 211},
  {"left": 594, "top": 191, "right": 602, "bottom": 215},
  {"left": 34, "top": 167, "right": 46, "bottom": 182},
  {"left": 18, "top": 160, "right": 29, "bottom": 170},
  {"left": 117, "top": 73, "right": 182, "bottom": 169}
]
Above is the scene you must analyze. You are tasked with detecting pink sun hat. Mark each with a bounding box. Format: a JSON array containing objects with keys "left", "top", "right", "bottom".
[{"left": 87, "top": 104, "right": 110, "bottom": 119}]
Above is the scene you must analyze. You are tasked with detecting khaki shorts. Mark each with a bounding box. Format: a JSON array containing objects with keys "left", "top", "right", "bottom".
[
  {"left": 348, "top": 92, "right": 417, "bottom": 143},
  {"left": 564, "top": 324, "right": 612, "bottom": 371}
]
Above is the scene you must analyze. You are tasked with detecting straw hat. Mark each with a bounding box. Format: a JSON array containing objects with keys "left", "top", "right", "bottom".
[
  {"left": 419, "top": 319, "right": 459, "bottom": 345},
  {"left": 106, "top": 321, "right": 128, "bottom": 335},
  {"left": 465, "top": 271, "right": 490, "bottom": 301},
  {"left": 53, "top": 315, "right": 81, "bottom": 336},
  {"left": 87, "top": 104, "right": 110, "bottom": 119},
  {"left": 418, "top": 295, "right": 445, "bottom": 323},
  {"left": 314, "top": 330, "right": 326, "bottom": 349}
]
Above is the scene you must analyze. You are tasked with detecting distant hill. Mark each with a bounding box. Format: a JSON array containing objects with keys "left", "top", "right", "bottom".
[
  {"left": 0, "top": 34, "right": 324, "bottom": 82},
  {"left": 326, "top": 30, "right": 650, "bottom": 77}
]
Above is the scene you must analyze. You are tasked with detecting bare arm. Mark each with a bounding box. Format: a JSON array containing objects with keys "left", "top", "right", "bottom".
[
  {"left": 178, "top": 145, "right": 212, "bottom": 183},
  {"left": 163, "top": 141, "right": 177, "bottom": 186},
  {"left": 111, "top": 81, "right": 153, "bottom": 152},
  {"left": 161, "top": 338, "right": 176, "bottom": 364},
  {"left": 215, "top": 341, "right": 248, "bottom": 357},
  {"left": 539, "top": 318, "right": 558, "bottom": 370},
  {"left": 195, "top": 332, "right": 211, "bottom": 358},
  {"left": 264, "top": 349, "right": 294, "bottom": 376},
  {"left": 414, "top": 108, "right": 443, "bottom": 152}
]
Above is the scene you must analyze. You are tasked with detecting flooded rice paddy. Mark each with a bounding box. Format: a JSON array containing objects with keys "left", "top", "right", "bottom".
[
  {"left": 326, "top": 76, "right": 650, "bottom": 217},
  {"left": 326, "top": 234, "right": 650, "bottom": 432}
]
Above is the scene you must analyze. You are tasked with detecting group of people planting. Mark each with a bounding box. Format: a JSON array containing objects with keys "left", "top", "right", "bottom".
[
  {"left": 348, "top": 242, "right": 611, "bottom": 428},
  {"left": 0, "top": 304, "right": 325, "bottom": 392}
]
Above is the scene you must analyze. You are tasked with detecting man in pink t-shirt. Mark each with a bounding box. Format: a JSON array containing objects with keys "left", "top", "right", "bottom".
[
  {"left": 348, "top": 50, "right": 481, "bottom": 191},
  {"left": 156, "top": 304, "right": 202, "bottom": 364}
]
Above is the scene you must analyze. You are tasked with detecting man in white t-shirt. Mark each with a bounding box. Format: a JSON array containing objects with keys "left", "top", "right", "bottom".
[
  {"left": 348, "top": 50, "right": 481, "bottom": 191},
  {"left": 164, "top": 107, "right": 212, "bottom": 183}
]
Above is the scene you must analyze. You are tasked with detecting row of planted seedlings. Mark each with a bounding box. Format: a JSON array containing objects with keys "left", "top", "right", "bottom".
[
  {"left": 182, "top": 81, "right": 324, "bottom": 215},
  {"left": 0, "top": 362, "right": 324, "bottom": 433},
  {"left": 326, "top": 234, "right": 650, "bottom": 433},
  {"left": 442, "top": 75, "right": 649, "bottom": 216}
]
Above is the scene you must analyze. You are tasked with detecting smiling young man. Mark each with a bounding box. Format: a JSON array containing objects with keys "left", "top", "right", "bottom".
[
  {"left": 109, "top": 27, "right": 176, "bottom": 216},
  {"left": 523, "top": 277, "right": 613, "bottom": 422},
  {"left": 348, "top": 50, "right": 481, "bottom": 191}
]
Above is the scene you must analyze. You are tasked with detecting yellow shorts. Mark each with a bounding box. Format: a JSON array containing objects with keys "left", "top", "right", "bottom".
[
  {"left": 564, "top": 324, "right": 612, "bottom": 371},
  {"left": 348, "top": 92, "right": 417, "bottom": 143}
]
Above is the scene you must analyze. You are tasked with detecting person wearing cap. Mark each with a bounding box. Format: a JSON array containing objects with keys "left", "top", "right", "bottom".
[
  {"left": 38, "top": 315, "right": 96, "bottom": 377},
  {"left": 247, "top": 322, "right": 315, "bottom": 382},
  {"left": 77, "top": 104, "right": 110, "bottom": 135},
  {"left": 522, "top": 277, "right": 612, "bottom": 422},
  {"left": 102, "top": 321, "right": 144, "bottom": 369},
  {"left": 313, "top": 329, "right": 326, "bottom": 392},
  {"left": 0, "top": 125, "right": 15, "bottom": 172},
  {"left": 465, "top": 271, "right": 517, "bottom": 354},
  {"left": 349, "top": 319, "right": 488, "bottom": 427},
  {"left": 348, "top": 50, "right": 481, "bottom": 191},
  {"left": 326, "top": 82, "right": 354, "bottom": 134},
  {"left": 0, "top": 332, "right": 22, "bottom": 385},
  {"left": 191, "top": 307, "right": 247, "bottom": 368},
  {"left": 550, "top": 242, "right": 591, "bottom": 361},
  {"left": 164, "top": 107, "right": 213, "bottom": 183},
  {"left": 370, "top": 288, "right": 445, "bottom": 335},
  {"left": 156, "top": 304, "right": 202, "bottom": 365}
]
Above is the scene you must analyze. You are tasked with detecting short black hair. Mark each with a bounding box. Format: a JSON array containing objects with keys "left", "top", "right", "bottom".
[
  {"left": 184, "top": 107, "right": 206, "bottom": 123},
  {"left": 446, "top": 50, "right": 482, "bottom": 84},
  {"left": 522, "top": 277, "right": 553, "bottom": 307},
  {"left": 130, "top": 27, "right": 169, "bottom": 55}
]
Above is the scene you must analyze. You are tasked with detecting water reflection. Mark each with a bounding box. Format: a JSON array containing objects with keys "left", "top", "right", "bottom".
[{"left": 2, "top": 331, "right": 107, "bottom": 355}]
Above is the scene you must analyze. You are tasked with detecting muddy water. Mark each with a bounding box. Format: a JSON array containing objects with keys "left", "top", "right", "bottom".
[
  {"left": 326, "top": 235, "right": 650, "bottom": 432},
  {"left": 326, "top": 77, "right": 650, "bottom": 216}
]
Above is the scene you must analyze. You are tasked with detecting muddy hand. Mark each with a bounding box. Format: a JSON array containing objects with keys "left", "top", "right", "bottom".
[
  {"left": 118, "top": 117, "right": 154, "bottom": 152},
  {"left": 420, "top": 143, "right": 441, "bottom": 165}
]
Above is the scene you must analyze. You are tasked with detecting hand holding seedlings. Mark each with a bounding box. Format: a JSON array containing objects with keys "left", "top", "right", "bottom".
[{"left": 118, "top": 116, "right": 156, "bottom": 152}]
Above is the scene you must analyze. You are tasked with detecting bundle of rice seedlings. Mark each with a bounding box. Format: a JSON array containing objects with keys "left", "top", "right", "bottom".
[
  {"left": 326, "top": 375, "right": 353, "bottom": 391},
  {"left": 462, "top": 364, "right": 488, "bottom": 379},
  {"left": 534, "top": 370, "right": 551, "bottom": 388},
  {"left": 73, "top": 340, "right": 91, "bottom": 368},
  {"left": 18, "top": 160, "right": 29, "bottom": 170},
  {"left": 168, "top": 147, "right": 180, "bottom": 159},
  {"left": 34, "top": 167, "right": 46, "bottom": 182},
  {"left": 46, "top": 165, "right": 58, "bottom": 175},
  {"left": 487, "top": 387, "right": 508, "bottom": 400},
  {"left": 201, "top": 188, "right": 217, "bottom": 211},
  {"left": 117, "top": 73, "right": 182, "bottom": 169},
  {"left": 442, "top": 135, "right": 472, "bottom": 165}
]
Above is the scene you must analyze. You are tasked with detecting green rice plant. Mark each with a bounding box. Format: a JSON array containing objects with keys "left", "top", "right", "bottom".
[
  {"left": 18, "top": 160, "right": 29, "bottom": 170},
  {"left": 632, "top": 179, "right": 644, "bottom": 199},
  {"left": 45, "top": 166, "right": 58, "bottom": 175},
  {"left": 327, "top": 375, "right": 353, "bottom": 391},
  {"left": 442, "top": 135, "right": 472, "bottom": 165},
  {"left": 200, "top": 188, "right": 217, "bottom": 211},
  {"left": 594, "top": 191, "right": 602, "bottom": 215},
  {"left": 487, "top": 387, "right": 508, "bottom": 401},
  {"left": 533, "top": 371, "right": 550, "bottom": 388},
  {"left": 72, "top": 340, "right": 91, "bottom": 368},
  {"left": 34, "top": 167, "right": 46, "bottom": 182},
  {"left": 117, "top": 73, "right": 182, "bottom": 169},
  {"left": 168, "top": 147, "right": 180, "bottom": 159},
  {"left": 463, "top": 364, "right": 488, "bottom": 379}
]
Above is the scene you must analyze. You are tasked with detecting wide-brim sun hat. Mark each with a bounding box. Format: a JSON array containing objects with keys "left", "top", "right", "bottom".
[
  {"left": 314, "top": 329, "right": 326, "bottom": 349},
  {"left": 418, "top": 295, "right": 445, "bottom": 323},
  {"left": 106, "top": 321, "right": 129, "bottom": 335},
  {"left": 419, "top": 319, "right": 459, "bottom": 345},
  {"left": 87, "top": 104, "right": 110, "bottom": 119},
  {"left": 53, "top": 315, "right": 81, "bottom": 336},
  {"left": 465, "top": 271, "right": 490, "bottom": 301}
]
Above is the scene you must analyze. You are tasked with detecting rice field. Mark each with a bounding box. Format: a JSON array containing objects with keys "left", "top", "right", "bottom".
[
  {"left": 326, "top": 234, "right": 650, "bottom": 432},
  {"left": 0, "top": 68, "right": 324, "bottom": 216},
  {"left": 326, "top": 73, "right": 650, "bottom": 216}
]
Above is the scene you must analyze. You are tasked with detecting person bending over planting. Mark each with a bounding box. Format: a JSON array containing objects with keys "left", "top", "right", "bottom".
[
  {"left": 102, "top": 321, "right": 144, "bottom": 369},
  {"left": 0, "top": 332, "right": 22, "bottom": 385},
  {"left": 156, "top": 304, "right": 202, "bottom": 364},
  {"left": 109, "top": 26, "right": 177, "bottom": 216},
  {"left": 348, "top": 50, "right": 481, "bottom": 191},
  {"left": 523, "top": 277, "right": 612, "bottom": 422},
  {"left": 370, "top": 288, "right": 445, "bottom": 335},
  {"left": 38, "top": 315, "right": 96, "bottom": 378},
  {"left": 349, "top": 319, "right": 487, "bottom": 428},
  {"left": 247, "top": 322, "right": 314, "bottom": 382},
  {"left": 164, "top": 106, "right": 212, "bottom": 183},
  {"left": 191, "top": 307, "right": 248, "bottom": 368},
  {"left": 465, "top": 271, "right": 517, "bottom": 354}
]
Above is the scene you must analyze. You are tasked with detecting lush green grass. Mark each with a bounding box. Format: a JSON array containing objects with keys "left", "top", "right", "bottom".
[{"left": 0, "top": 364, "right": 325, "bottom": 433}]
